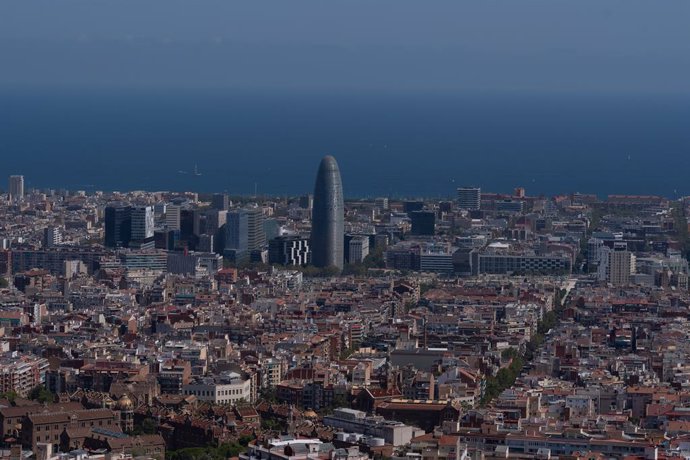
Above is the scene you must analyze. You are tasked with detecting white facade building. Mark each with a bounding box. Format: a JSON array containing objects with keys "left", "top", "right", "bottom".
[
  {"left": 182, "top": 372, "right": 253, "bottom": 404},
  {"left": 348, "top": 236, "right": 370, "bottom": 264}
]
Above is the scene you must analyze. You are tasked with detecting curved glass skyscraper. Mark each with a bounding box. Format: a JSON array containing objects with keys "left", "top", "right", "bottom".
[{"left": 310, "top": 155, "right": 344, "bottom": 269}]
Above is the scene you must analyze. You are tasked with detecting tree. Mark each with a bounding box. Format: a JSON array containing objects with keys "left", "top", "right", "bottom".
[
  {"left": 0, "top": 391, "right": 17, "bottom": 404},
  {"left": 258, "top": 387, "right": 278, "bottom": 403},
  {"left": 166, "top": 443, "right": 246, "bottom": 460},
  {"left": 342, "top": 263, "right": 367, "bottom": 276},
  {"left": 238, "top": 435, "right": 254, "bottom": 447},
  {"left": 363, "top": 247, "right": 386, "bottom": 269},
  {"left": 28, "top": 385, "right": 54, "bottom": 403},
  {"left": 131, "top": 417, "right": 158, "bottom": 435}
]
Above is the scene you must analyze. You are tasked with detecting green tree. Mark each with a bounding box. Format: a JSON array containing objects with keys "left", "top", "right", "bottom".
[
  {"left": 0, "top": 391, "right": 17, "bottom": 404},
  {"left": 28, "top": 385, "right": 54, "bottom": 403},
  {"left": 258, "top": 387, "right": 278, "bottom": 403},
  {"left": 131, "top": 417, "right": 158, "bottom": 435}
]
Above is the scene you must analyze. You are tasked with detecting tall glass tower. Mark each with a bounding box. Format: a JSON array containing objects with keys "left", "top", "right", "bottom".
[{"left": 310, "top": 155, "right": 344, "bottom": 270}]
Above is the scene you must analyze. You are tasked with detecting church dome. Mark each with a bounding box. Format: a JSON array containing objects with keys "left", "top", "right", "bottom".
[{"left": 116, "top": 394, "right": 134, "bottom": 411}]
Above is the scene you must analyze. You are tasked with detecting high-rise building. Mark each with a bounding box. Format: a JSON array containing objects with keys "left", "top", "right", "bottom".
[
  {"left": 600, "top": 242, "right": 635, "bottom": 286},
  {"left": 8, "top": 175, "right": 24, "bottom": 202},
  {"left": 403, "top": 201, "right": 424, "bottom": 216},
  {"left": 268, "top": 235, "right": 310, "bottom": 266},
  {"left": 246, "top": 207, "right": 266, "bottom": 251},
  {"left": 211, "top": 193, "right": 230, "bottom": 211},
  {"left": 203, "top": 210, "right": 227, "bottom": 234},
  {"left": 104, "top": 205, "right": 132, "bottom": 248},
  {"left": 224, "top": 208, "right": 266, "bottom": 262},
  {"left": 198, "top": 234, "right": 214, "bottom": 253},
  {"left": 299, "top": 194, "right": 313, "bottom": 209},
  {"left": 311, "top": 156, "right": 344, "bottom": 270},
  {"left": 165, "top": 205, "right": 181, "bottom": 230},
  {"left": 410, "top": 211, "right": 436, "bottom": 236},
  {"left": 130, "top": 206, "right": 154, "bottom": 241},
  {"left": 180, "top": 209, "right": 201, "bottom": 249},
  {"left": 225, "top": 209, "right": 249, "bottom": 261},
  {"left": 43, "top": 226, "right": 63, "bottom": 248},
  {"left": 457, "top": 187, "right": 481, "bottom": 210},
  {"left": 347, "top": 235, "right": 370, "bottom": 264},
  {"left": 155, "top": 229, "right": 179, "bottom": 250},
  {"left": 263, "top": 218, "right": 281, "bottom": 241}
]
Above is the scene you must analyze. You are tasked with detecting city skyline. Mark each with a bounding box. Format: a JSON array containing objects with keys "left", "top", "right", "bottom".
[{"left": 3, "top": 3, "right": 690, "bottom": 459}]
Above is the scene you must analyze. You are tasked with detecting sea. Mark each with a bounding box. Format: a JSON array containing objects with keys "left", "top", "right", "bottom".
[{"left": 2, "top": 88, "right": 690, "bottom": 199}]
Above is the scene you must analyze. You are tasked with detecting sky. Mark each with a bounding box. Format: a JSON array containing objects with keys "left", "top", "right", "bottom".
[{"left": 2, "top": 1, "right": 690, "bottom": 94}]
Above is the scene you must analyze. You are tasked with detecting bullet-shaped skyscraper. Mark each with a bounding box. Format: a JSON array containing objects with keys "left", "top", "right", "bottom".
[{"left": 310, "top": 155, "right": 344, "bottom": 270}]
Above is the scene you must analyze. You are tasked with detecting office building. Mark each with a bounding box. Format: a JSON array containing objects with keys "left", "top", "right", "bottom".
[
  {"left": 403, "top": 201, "right": 424, "bottom": 216},
  {"left": 299, "top": 194, "right": 313, "bottom": 209},
  {"left": 496, "top": 199, "right": 524, "bottom": 213},
  {"left": 165, "top": 205, "right": 181, "bottom": 230},
  {"left": 375, "top": 197, "right": 389, "bottom": 210},
  {"left": 119, "top": 251, "right": 168, "bottom": 272},
  {"left": 211, "top": 193, "right": 229, "bottom": 211},
  {"left": 154, "top": 229, "right": 179, "bottom": 250},
  {"left": 180, "top": 209, "right": 201, "bottom": 249},
  {"left": 225, "top": 209, "right": 249, "bottom": 262},
  {"left": 457, "top": 187, "right": 481, "bottom": 210},
  {"left": 198, "top": 234, "right": 214, "bottom": 253},
  {"left": 346, "top": 235, "right": 370, "bottom": 264},
  {"left": 43, "top": 226, "right": 63, "bottom": 248},
  {"left": 471, "top": 250, "right": 572, "bottom": 275},
  {"left": 269, "top": 235, "right": 310, "bottom": 266},
  {"left": 420, "top": 245, "right": 458, "bottom": 273},
  {"left": 203, "top": 209, "right": 227, "bottom": 234},
  {"left": 599, "top": 242, "right": 635, "bottom": 286},
  {"left": 8, "top": 175, "right": 24, "bottom": 202},
  {"left": 130, "top": 205, "right": 154, "bottom": 241},
  {"left": 104, "top": 205, "right": 132, "bottom": 248},
  {"left": 263, "top": 218, "right": 280, "bottom": 241},
  {"left": 246, "top": 207, "right": 266, "bottom": 251},
  {"left": 311, "top": 156, "right": 344, "bottom": 269},
  {"left": 410, "top": 210, "right": 436, "bottom": 236}
]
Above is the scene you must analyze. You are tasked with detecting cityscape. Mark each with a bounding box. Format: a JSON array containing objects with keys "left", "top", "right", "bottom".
[
  {"left": 2, "top": 154, "right": 690, "bottom": 460},
  {"left": 3, "top": 1, "right": 690, "bottom": 460}
]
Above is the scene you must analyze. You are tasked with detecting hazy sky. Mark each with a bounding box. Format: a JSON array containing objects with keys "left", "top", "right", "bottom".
[{"left": 2, "top": 1, "right": 690, "bottom": 93}]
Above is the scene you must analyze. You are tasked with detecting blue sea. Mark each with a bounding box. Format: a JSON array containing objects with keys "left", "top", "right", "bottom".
[{"left": 2, "top": 88, "right": 690, "bottom": 199}]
